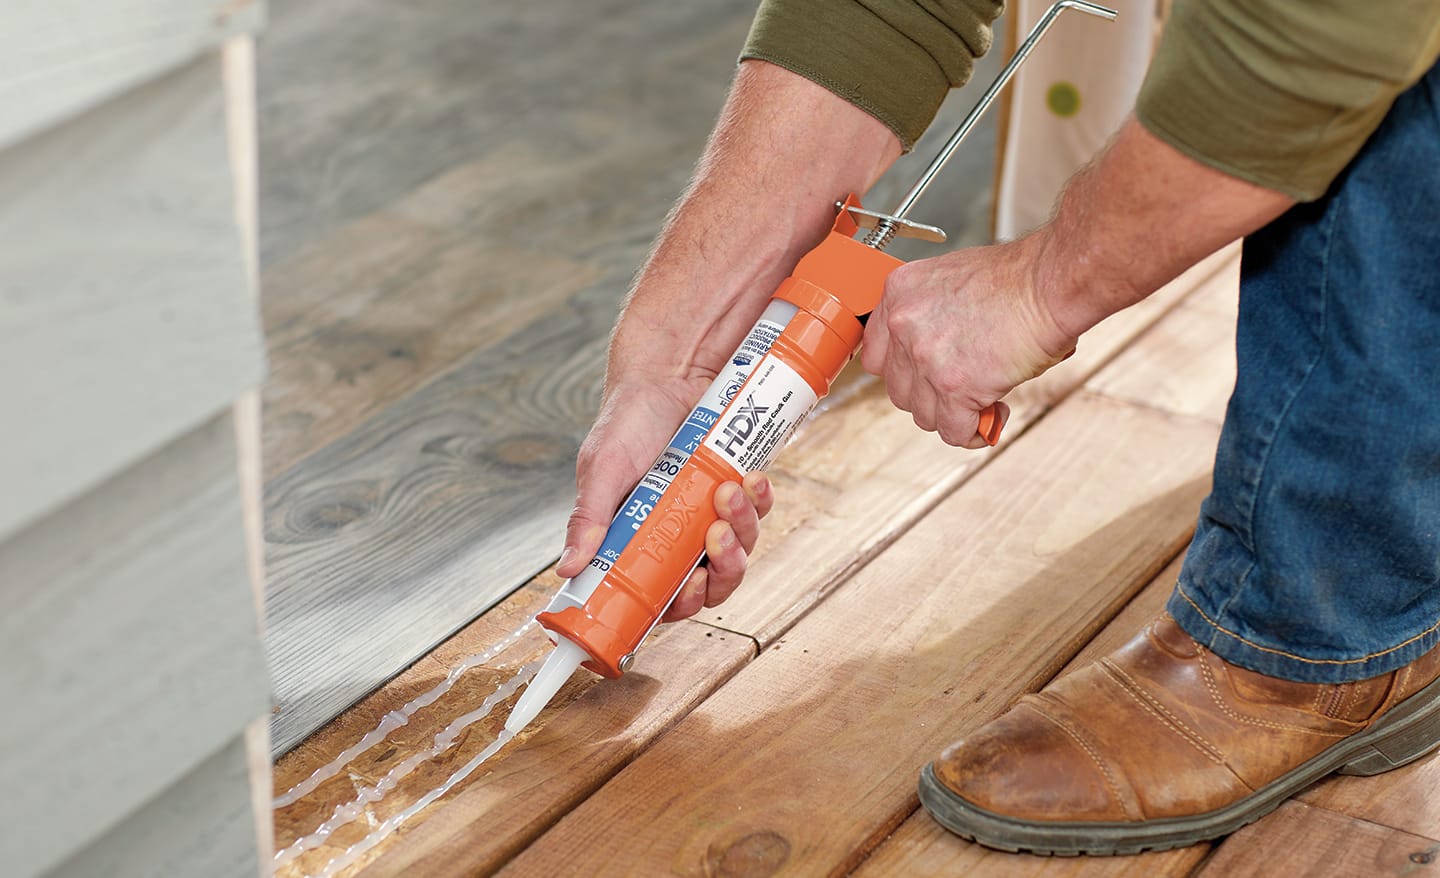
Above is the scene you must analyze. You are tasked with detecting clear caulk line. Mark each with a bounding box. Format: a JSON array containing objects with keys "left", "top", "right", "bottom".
[
  {"left": 274, "top": 656, "right": 544, "bottom": 870},
  {"left": 273, "top": 620, "right": 537, "bottom": 808},
  {"left": 306, "top": 729, "right": 515, "bottom": 878}
]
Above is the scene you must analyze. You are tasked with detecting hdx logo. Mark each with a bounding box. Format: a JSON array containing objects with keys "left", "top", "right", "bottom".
[{"left": 715, "top": 395, "right": 768, "bottom": 457}]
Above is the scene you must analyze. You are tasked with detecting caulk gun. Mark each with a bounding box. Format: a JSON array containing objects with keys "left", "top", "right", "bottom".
[{"left": 506, "top": 0, "right": 1117, "bottom": 735}]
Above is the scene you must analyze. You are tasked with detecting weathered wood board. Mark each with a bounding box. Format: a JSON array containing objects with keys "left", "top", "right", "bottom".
[
  {"left": 0, "top": 0, "right": 261, "bottom": 151},
  {"left": 0, "top": 414, "right": 270, "bottom": 878},
  {"left": 0, "top": 54, "right": 265, "bottom": 543},
  {"left": 44, "top": 736, "right": 264, "bottom": 878}
]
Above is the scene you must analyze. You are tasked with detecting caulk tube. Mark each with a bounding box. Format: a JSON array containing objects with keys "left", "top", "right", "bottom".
[
  {"left": 530, "top": 273, "right": 871, "bottom": 689},
  {"left": 539, "top": 298, "right": 798, "bottom": 617},
  {"left": 506, "top": 299, "right": 798, "bottom": 735}
]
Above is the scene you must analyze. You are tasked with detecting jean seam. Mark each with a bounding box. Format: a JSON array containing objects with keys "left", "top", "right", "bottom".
[
  {"left": 1213, "top": 204, "right": 1339, "bottom": 629},
  {"left": 1176, "top": 580, "right": 1440, "bottom": 665}
]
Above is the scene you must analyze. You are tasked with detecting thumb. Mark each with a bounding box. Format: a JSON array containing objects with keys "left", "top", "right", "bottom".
[{"left": 557, "top": 446, "right": 637, "bottom": 578}]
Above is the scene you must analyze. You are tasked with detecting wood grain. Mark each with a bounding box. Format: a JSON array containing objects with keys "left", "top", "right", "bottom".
[
  {"left": 0, "top": 54, "right": 265, "bottom": 543},
  {"left": 0, "top": 0, "right": 260, "bottom": 151},
  {"left": 353, "top": 622, "right": 754, "bottom": 877},
  {"left": 44, "top": 736, "right": 264, "bottom": 878},
  {"left": 255, "top": 0, "right": 1041, "bottom": 755},
  {"left": 0, "top": 414, "right": 270, "bottom": 878},
  {"left": 262, "top": 277, "right": 614, "bottom": 754},
  {"left": 1198, "top": 800, "right": 1440, "bottom": 877},
  {"left": 498, "top": 393, "right": 1218, "bottom": 876},
  {"left": 255, "top": 1, "right": 759, "bottom": 754},
  {"left": 1086, "top": 245, "right": 1240, "bottom": 424}
]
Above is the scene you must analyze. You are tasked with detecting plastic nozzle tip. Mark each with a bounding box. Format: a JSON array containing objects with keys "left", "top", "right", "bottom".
[{"left": 504, "top": 637, "right": 589, "bottom": 735}]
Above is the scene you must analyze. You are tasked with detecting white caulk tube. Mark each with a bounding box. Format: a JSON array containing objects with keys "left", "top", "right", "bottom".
[{"left": 505, "top": 299, "right": 800, "bottom": 735}]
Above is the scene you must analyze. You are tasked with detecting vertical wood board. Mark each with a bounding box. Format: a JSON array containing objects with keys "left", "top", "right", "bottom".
[
  {"left": 0, "top": 54, "right": 265, "bottom": 543},
  {"left": 0, "top": 414, "right": 271, "bottom": 878}
]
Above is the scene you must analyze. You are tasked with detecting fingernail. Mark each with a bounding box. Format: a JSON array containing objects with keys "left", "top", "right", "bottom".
[
  {"left": 755, "top": 476, "right": 770, "bottom": 497},
  {"left": 719, "top": 527, "right": 736, "bottom": 550},
  {"left": 729, "top": 486, "right": 745, "bottom": 512},
  {"left": 558, "top": 546, "right": 576, "bottom": 568}
]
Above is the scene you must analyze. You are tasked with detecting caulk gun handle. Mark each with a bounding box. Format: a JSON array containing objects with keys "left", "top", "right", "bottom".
[{"left": 855, "top": 311, "right": 1004, "bottom": 447}]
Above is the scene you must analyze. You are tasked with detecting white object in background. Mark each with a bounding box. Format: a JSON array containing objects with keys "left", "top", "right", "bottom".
[{"left": 995, "top": 0, "right": 1157, "bottom": 240}]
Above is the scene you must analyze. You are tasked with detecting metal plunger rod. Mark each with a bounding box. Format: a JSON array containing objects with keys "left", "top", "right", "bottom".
[{"left": 889, "top": 0, "right": 1118, "bottom": 224}]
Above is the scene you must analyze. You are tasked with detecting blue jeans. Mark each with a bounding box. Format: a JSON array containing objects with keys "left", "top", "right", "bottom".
[{"left": 1167, "top": 61, "right": 1440, "bottom": 684}]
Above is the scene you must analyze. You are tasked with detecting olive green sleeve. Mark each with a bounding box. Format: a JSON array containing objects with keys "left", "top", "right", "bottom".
[
  {"left": 739, "top": 0, "right": 1004, "bottom": 152},
  {"left": 1137, "top": 0, "right": 1440, "bottom": 201}
]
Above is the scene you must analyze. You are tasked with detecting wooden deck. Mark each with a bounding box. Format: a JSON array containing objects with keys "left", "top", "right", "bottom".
[
  {"left": 258, "top": 2, "right": 1439, "bottom": 875},
  {"left": 268, "top": 250, "right": 1440, "bottom": 875}
]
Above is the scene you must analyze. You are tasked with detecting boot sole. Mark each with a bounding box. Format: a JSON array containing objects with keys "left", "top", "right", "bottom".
[{"left": 918, "top": 671, "right": 1440, "bottom": 856}]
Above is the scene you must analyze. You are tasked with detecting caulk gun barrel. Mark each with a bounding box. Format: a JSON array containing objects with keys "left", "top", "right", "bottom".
[{"left": 890, "top": 0, "right": 1117, "bottom": 221}]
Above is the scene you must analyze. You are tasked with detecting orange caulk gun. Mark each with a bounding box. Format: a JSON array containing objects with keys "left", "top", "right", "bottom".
[{"left": 506, "top": 0, "right": 1117, "bottom": 735}]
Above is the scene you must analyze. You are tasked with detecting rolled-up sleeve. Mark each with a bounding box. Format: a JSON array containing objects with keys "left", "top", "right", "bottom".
[
  {"left": 740, "top": 0, "right": 1004, "bottom": 151},
  {"left": 1137, "top": 0, "right": 1440, "bottom": 201}
]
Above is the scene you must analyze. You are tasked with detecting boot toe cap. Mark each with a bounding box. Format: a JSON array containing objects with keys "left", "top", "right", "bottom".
[{"left": 930, "top": 699, "right": 1131, "bottom": 823}]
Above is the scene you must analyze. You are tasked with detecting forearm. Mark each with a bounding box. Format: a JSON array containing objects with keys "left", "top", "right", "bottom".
[
  {"left": 1035, "top": 117, "right": 1295, "bottom": 344},
  {"left": 608, "top": 59, "right": 901, "bottom": 390}
]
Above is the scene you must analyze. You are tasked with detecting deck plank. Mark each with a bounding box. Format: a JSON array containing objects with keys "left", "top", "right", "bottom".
[
  {"left": 1198, "top": 800, "right": 1440, "bottom": 876},
  {"left": 496, "top": 392, "right": 1218, "bottom": 876},
  {"left": 1086, "top": 245, "right": 1238, "bottom": 425},
  {"left": 1298, "top": 756, "right": 1440, "bottom": 843}
]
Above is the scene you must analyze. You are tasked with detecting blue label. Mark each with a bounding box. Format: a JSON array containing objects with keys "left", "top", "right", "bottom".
[
  {"left": 591, "top": 406, "right": 717, "bottom": 571},
  {"left": 596, "top": 483, "right": 664, "bottom": 568},
  {"left": 674, "top": 406, "right": 719, "bottom": 454}
]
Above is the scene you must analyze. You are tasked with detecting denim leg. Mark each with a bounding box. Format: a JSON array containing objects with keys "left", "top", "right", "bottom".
[{"left": 1167, "top": 61, "right": 1440, "bottom": 683}]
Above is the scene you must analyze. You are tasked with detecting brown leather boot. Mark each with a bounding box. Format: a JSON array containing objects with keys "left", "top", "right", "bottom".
[{"left": 919, "top": 613, "right": 1440, "bottom": 855}]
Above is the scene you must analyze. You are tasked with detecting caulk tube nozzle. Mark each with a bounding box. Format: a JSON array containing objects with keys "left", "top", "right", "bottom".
[{"left": 505, "top": 636, "right": 589, "bottom": 735}]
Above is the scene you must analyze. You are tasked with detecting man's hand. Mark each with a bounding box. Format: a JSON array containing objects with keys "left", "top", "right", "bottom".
[
  {"left": 861, "top": 117, "right": 1293, "bottom": 442},
  {"left": 553, "top": 59, "right": 901, "bottom": 617},
  {"left": 860, "top": 237, "right": 1072, "bottom": 447},
  {"left": 555, "top": 374, "right": 773, "bottom": 623}
]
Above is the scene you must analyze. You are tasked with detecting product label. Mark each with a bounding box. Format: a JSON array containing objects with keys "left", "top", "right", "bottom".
[
  {"left": 706, "top": 356, "right": 820, "bottom": 476},
  {"left": 586, "top": 318, "right": 789, "bottom": 574}
]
